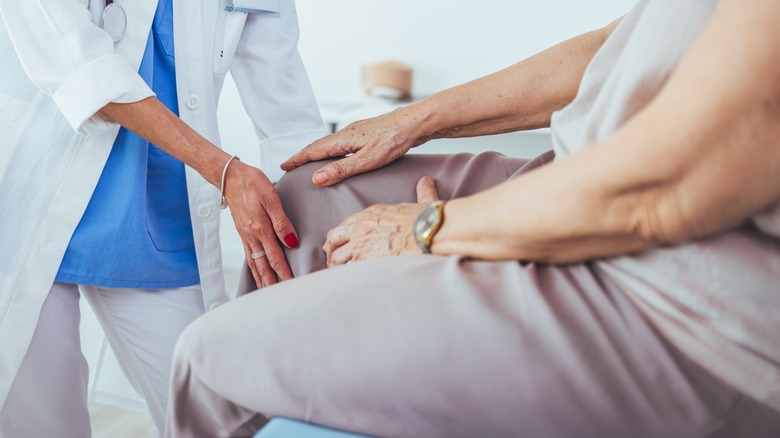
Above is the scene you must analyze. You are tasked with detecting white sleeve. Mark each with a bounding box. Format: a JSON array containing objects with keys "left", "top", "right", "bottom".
[
  {"left": 0, "top": 0, "right": 153, "bottom": 134},
  {"left": 228, "top": 2, "right": 327, "bottom": 181}
]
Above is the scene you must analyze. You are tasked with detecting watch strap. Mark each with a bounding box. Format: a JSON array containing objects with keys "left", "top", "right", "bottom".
[{"left": 415, "top": 200, "right": 446, "bottom": 254}]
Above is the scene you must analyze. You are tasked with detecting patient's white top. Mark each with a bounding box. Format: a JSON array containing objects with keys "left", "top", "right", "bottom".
[{"left": 551, "top": 0, "right": 780, "bottom": 410}]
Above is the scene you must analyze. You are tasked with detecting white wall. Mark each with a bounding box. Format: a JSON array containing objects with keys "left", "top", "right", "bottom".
[
  {"left": 295, "top": 0, "right": 635, "bottom": 104},
  {"left": 217, "top": 0, "right": 637, "bottom": 273}
]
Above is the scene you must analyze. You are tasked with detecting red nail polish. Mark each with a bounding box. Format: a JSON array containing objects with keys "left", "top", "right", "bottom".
[{"left": 284, "top": 233, "right": 299, "bottom": 248}]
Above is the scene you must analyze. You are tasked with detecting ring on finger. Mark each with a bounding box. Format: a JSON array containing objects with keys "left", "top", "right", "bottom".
[{"left": 250, "top": 250, "right": 266, "bottom": 260}]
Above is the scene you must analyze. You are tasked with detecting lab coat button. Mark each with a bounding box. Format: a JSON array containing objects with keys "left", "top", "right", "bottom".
[
  {"left": 197, "top": 205, "right": 212, "bottom": 218},
  {"left": 186, "top": 96, "right": 201, "bottom": 110}
]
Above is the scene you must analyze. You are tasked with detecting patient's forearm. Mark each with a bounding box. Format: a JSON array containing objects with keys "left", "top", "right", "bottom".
[
  {"left": 430, "top": 0, "right": 780, "bottom": 263},
  {"left": 431, "top": 147, "right": 654, "bottom": 264},
  {"left": 406, "top": 19, "right": 620, "bottom": 142}
]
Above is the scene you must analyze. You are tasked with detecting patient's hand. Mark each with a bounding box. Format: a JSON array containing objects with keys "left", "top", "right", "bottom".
[
  {"left": 323, "top": 177, "right": 439, "bottom": 267},
  {"left": 281, "top": 107, "right": 429, "bottom": 187}
]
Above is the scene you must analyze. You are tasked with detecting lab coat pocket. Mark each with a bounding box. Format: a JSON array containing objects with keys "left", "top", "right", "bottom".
[
  {"left": 227, "top": 0, "right": 280, "bottom": 14},
  {"left": 0, "top": 94, "right": 31, "bottom": 151},
  {"left": 215, "top": 0, "right": 282, "bottom": 74},
  {"left": 214, "top": 9, "right": 250, "bottom": 75}
]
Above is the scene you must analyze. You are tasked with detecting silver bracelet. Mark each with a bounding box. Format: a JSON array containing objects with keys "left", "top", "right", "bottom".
[{"left": 217, "top": 155, "right": 240, "bottom": 209}]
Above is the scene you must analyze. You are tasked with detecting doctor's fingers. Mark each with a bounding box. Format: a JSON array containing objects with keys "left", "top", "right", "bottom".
[
  {"left": 242, "top": 243, "right": 264, "bottom": 289},
  {"left": 260, "top": 189, "right": 300, "bottom": 252},
  {"left": 237, "top": 209, "right": 293, "bottom": 284},
  {"left": 244, "top": 235, "right": 288, "bottom": 288},
  {"left": 253, "top": 223, "right": 294, "bottom": 284},
  {"left": 252, "top": 246, "right": 279, "bottom": 288}
]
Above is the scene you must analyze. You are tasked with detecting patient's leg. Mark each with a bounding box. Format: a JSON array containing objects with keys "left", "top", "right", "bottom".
[
  {"left": 167, "top": 255, "right": 760, "bottom": 438},
  {"left": 168, "top": 151, "right": 774, "bottom": 437},
  {"left": 237, "top": 152, "right": 532, "bottom": 293}
]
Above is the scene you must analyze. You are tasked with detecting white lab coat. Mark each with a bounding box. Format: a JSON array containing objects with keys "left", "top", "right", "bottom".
[{"left": 0, "top": 0, "right": 326, "bottom": 409}]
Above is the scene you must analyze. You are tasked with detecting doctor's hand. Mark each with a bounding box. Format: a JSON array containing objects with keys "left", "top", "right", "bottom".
[
  {"left": 281, "top": 107, "right": 430, "bottom": 187},
  {"left": 323, "top": 176, "right": 439, "bottom": 267},
  {"left": 223, "top": 160, "right": 298, "bottom": 288}
]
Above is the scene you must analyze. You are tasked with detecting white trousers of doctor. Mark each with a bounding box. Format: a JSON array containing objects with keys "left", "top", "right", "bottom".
[{"left": 0, "top": 282, "right": 204, "bottom": 437}]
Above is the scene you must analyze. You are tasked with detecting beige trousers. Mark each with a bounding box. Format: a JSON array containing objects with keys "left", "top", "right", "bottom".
[
  {"left": 166, "top": 152, "right": 780, "bottom": 438},
  {"left": 0, "top": 282, "right": 204, "bottom": 437}
]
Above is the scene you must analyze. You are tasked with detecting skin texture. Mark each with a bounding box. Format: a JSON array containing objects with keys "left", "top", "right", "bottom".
[
  {"left": 300, "top": 0, "right": 780, "bottom": 266},
  {"left": 323, "top": 176, "right": 437, "bottom": 267},
  {"left": 100, "top": 98, "right": 296, "bottom": 288}
]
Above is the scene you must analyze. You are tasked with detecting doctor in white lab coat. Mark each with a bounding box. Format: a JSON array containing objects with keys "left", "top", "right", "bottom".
[{"left": 0, "top": 0, "right": 326, "bottom": 435}]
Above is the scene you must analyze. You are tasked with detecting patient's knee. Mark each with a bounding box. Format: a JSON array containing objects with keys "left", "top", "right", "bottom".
[
  {"left": 277, "top": 161, "right": 326, "bottom": 187},
  {"left": 276, "top": 160, "right": 336, "bottom": 204}
]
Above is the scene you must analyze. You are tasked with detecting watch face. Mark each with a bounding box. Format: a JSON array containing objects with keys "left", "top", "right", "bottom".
[{"left": 415, "top": 206, "right": 439, "bottom": 235}]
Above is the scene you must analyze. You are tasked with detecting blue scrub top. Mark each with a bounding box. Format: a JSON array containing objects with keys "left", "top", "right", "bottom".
[{"left": 57, "top": 0, "right": 200, "bottom": 288}]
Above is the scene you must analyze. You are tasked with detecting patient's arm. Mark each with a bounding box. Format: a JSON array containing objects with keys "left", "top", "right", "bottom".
[
  {"left": 282, "top": 19, "right": 622, "bottom": 187},
  {"left": 323, "top": 0, "right": 780, "bottom": 267},
  {"left": 414, "top": 18, "right": 622, "bottom": 139},
  {"left": 434, "top": 0, "right": 780, "bottom": 263}
]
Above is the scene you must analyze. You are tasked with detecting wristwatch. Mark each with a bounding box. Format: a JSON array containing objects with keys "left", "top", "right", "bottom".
[{"left": 414, "top": 200, "right": 446, "bottom": 254}]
